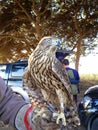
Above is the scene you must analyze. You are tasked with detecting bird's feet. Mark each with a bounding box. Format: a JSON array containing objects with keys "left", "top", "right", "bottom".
[
  {"left": 53, "top": 112, "right": 66, "bottom": 126},
  {"left": 32, "top": 105, "right": 52, "bottom": 123}
]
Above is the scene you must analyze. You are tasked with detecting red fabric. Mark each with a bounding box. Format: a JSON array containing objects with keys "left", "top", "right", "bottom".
[{"left": 24, "top": 106, "right": 33, "bottom": 130}]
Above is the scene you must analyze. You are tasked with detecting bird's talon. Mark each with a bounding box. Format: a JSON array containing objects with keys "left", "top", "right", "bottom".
[{"left": 56, "top": 112, "right": 66, "bottom": 126}]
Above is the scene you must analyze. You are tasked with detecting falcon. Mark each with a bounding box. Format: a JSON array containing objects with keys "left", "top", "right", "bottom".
[{"left": 23, "top": 36, "right": 80, "bottom": 126}]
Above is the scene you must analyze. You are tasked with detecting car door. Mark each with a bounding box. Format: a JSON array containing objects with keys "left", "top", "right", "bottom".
[{"left": 7, "top": 62, "right": 27, "bottom": 88}]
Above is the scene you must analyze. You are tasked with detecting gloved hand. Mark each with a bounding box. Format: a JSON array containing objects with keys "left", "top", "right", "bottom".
[
  {"left": 15, "top": 104, "right": 34, "bottom": 130},
  {"left": 14, "top": 104, "right": 61, "bottom": 130}
]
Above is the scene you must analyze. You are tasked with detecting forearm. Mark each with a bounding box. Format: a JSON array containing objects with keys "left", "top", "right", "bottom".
[{"left": 0, "top": 77, "right": 27, "bottom": 126}]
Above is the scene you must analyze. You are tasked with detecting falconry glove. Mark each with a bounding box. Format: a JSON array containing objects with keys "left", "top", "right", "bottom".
[
  {"left": 15, "top": 104, "right": 34, "bottom": 130},
  {"left": 14, "top": 104, "right": 61, "bottom": 130}
]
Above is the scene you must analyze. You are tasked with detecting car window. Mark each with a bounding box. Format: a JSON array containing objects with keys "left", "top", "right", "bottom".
[
  {"left": 0, "top": 65, "right": 7, "bottom": 78},
  {"left": 10, "top": 64, "right": 27, "bottom": 78},
  {"left": 8, "top": 80, "right": 23, "bottom": 88}
]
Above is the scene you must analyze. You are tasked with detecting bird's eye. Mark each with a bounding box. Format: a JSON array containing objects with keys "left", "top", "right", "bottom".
[{"left": 47, "top": 39, "right": 51, "bottom": 43}]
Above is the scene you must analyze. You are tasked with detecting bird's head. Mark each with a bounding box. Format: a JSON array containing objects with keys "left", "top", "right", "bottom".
[{"left": 36, "top": 36, "right": 61, "bottom": 52}]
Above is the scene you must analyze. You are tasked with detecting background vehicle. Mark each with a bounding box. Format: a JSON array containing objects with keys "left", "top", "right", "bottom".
[
  {"left": 0, "top": 49, "right": 72, "bottom": 102},
  {"left": 0, "top": 59, "right": 30, "bottom": 102},
  {"left": 78, "top": 85, "right": 98, "bottom": 130}
]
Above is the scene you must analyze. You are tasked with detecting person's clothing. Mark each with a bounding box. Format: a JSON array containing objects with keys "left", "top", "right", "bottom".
[
  {"left": 65, "top": 67, "right": 80, "bottom": 105},
  {"left": 73, "top": 95, "right": 78, "bottom": 105},
  {"left": 65, "top": 67, "right": 80, "bottom": 95},
  {"left": 0, "top": 77, "right": 28, "bottom": 127}
]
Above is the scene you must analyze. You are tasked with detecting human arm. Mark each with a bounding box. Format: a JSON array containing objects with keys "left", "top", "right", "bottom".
[{"left": 0, "top": 77, "right": 28, "bottom": 127}]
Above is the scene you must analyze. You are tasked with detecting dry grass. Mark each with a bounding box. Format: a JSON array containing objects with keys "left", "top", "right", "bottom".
[
  {"left": 80, "top": 74, "right": 98, "bottom": 82},
  {"left": 80, "top": 74, "right": 98, "bottom": 89},
  {"left": 78, "top": 74, "right": 98, "bottom": 104}
]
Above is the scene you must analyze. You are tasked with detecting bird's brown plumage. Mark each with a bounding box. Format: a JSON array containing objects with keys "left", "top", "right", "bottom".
[
  {"left": 23, "top": 36, "right": 80, "bottom": 126},
  {"left": 27, "top": 37, "right": 73, "bottom": 108}
]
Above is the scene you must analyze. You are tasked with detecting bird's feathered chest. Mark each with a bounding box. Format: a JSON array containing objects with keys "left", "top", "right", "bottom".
[{"left": 28, "top": 50, "right": 62, "bottom": 90}]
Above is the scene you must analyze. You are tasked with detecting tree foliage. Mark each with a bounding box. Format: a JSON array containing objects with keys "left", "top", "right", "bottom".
[{"left": 0, "top": 0, "right": 98, "bottom": 70}]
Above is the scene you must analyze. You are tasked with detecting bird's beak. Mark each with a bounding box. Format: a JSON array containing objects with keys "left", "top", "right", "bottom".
[{"left": 56, "top": 40, "right": 61, "bottom": 47}]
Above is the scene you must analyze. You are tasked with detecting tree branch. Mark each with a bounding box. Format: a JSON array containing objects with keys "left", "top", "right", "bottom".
[{"left": 14, "top": 0, "right": 35, "bottom": 25}]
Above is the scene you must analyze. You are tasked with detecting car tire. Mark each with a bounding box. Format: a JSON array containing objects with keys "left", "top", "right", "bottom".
[{"left": 87, "top": 116, "right": 98, "bottom": 130}]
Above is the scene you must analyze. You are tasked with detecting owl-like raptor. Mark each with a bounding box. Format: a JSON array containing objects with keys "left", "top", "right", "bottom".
[{"left": 23, "top": 36, "right": 80, "bottom": 127}]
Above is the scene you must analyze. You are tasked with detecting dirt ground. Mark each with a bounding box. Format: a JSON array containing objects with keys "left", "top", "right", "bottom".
[{"left": 0, "top": 80, "right": 96, "bottom": 130}]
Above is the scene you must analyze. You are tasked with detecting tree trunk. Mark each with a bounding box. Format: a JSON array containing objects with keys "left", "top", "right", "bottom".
[
  {"left": 35, "top": 23, "right": 42, "bottom": 40},
  {"left": 75, "top": 37, "right": 83, "bottom": 71}
]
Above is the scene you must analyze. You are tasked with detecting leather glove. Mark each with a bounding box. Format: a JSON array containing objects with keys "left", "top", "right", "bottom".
[
  {"left": 15, "top": 104, "right": 34, "bottom": 130},
  {"left": 14, "top": 104, "right": 61, "bottom": 130}
]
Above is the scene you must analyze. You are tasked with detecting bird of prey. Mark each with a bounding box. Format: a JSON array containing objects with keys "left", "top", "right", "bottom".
[{"left": 23, "top": 36, "right": 80, "bottom": 126}]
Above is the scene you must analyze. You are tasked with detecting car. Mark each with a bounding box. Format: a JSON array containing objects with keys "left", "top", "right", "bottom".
[
  {"left": 78, "top": 85, "right": 98, "bottom": 130},
  {"left": 56, "top": 48, "right": 73, "bottom": 61},
  {"left": 0, "top": 59, "right": 30, "bottom": 102}
]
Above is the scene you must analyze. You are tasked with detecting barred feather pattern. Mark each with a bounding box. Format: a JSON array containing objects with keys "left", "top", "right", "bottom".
[{"left": 23, "top": 37, "right": 80, "bottom": 127}]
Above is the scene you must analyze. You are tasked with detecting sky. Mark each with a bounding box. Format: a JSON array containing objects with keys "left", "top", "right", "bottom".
[
  {"left": 79, "top": 54, "right": 98, "bottom": 74},
  {"left": 70, "top": 48, "right": 98, "bottom": 74}
]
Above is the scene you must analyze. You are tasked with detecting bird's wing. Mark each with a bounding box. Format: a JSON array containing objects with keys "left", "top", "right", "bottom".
[
  {"left": 22, "top": 67, "right": 36, "bottom": 89},
  {"left": 52, "top": 59, "right": 73, "bottom": 100}
]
